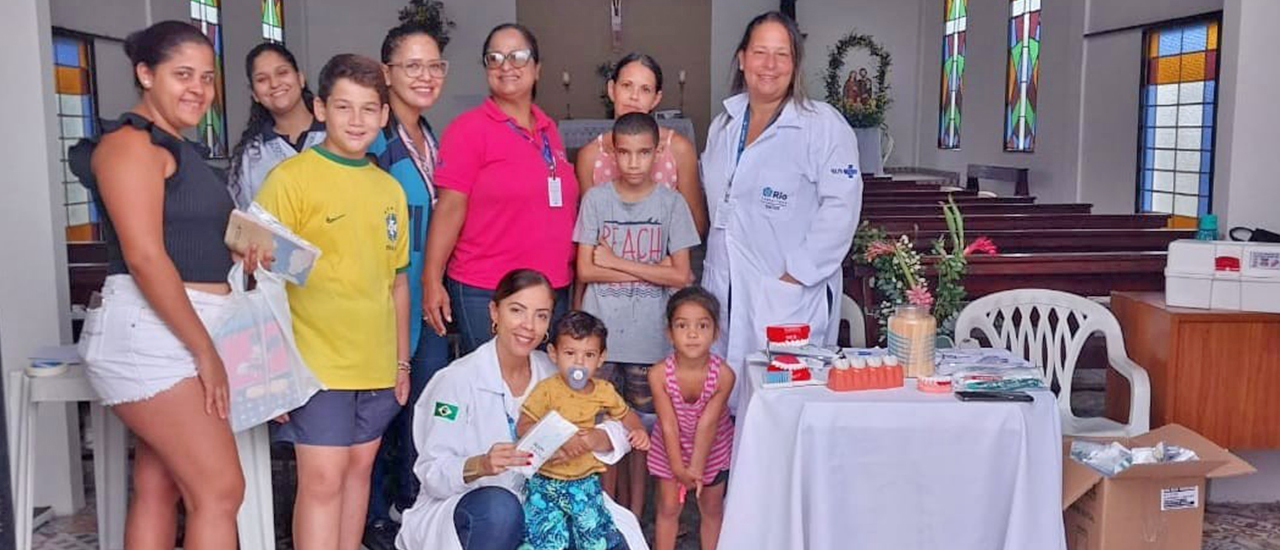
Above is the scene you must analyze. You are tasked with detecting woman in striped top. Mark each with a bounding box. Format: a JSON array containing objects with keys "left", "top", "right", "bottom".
[{"left": 648, "top": 286, "right": 735, "bottom": 550}]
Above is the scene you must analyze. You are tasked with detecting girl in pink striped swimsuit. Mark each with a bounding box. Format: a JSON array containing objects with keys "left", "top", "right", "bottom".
[{"left": 648, "top": 286, "right": 735, "bottom": 550}]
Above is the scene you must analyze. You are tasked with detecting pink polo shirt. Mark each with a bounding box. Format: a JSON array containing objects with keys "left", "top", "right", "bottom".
[{"left": 435, "top": 98, "right": 580, "bottom": 289}]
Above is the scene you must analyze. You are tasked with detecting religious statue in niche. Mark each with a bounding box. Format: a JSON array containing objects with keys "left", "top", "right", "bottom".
[
  {"left": 842, "top": 68, "right": 874, "bottom": 108},
  {"left": 823, "top": 31, "right": 892, "bottom": 128}
]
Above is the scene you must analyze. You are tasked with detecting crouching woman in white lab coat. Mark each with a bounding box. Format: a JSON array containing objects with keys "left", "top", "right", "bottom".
[
  {"left": 395, "top": 268, "right": 647, "bottom": 550},
  {"left": 701, "top": 11, "right": 864, "bottom": 412}
]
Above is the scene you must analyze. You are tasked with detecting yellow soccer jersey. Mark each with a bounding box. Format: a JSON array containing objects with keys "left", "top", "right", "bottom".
[{"left": 255, "top": 146, "right": 408, "bottom": 389}]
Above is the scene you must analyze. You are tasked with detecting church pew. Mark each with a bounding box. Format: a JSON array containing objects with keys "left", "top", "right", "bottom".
[
  {"left": 864, "top": 181, "right": 946, "bottom": 192},
  {"left": 68, "top": 241, "right": 109, "bottom": 340},
  {"left": 873, "top": 228, "right": 1194, "bottom": 254},
  {"left": 67, "top": 241, "right": 108, "bottom": 308},
  {"left": 862, "top": 203, "right": 1092, "bottom": 217},
  {"left": 864, "top": 188, "right": 980, "bottom": 199},
  {"left": 864, "top": 213, "right": 1170, "bottom": 232},
  {"left": 863, "top": 195, "right": 1034, "bottom": 205},
  {"left": 845, "top": 251, "right": 1169, "bottom": 342},
  {"left": 876, "top": 173, "right": 956, "bottom": 184}
]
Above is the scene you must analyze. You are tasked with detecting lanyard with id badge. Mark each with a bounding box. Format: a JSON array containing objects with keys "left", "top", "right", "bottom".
[
  {"left": 714, "top": 111, "right": 753, "bottom": 230},
  {"left": 505, "top": 120, "right": 563, "bottom": 208}
]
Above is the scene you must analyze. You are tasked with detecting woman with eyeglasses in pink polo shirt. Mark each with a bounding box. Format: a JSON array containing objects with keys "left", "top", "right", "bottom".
[{"left": 422, "top": 23, "right": 580, "bottom": 356}]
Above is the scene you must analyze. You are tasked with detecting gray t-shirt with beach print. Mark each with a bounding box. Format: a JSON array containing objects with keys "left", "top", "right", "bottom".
[{"left": 573, "top": 183, "right": 701, "bottom": 364}]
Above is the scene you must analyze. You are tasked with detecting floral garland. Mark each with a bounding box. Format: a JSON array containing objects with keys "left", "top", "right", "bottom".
[
  {"left": 824, "top": 31, "right": 893, "bottom": 128},
  {"left": 853, "top": 199, "right": 997, "bottom": 341}
]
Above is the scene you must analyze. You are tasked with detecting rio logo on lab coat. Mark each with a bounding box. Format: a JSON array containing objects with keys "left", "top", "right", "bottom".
[{"left": 761, "top": 186, "right": 790, "bottom": 212}]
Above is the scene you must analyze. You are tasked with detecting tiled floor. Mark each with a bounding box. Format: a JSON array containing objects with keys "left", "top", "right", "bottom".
[{"left": 32, "top": 496, "right": 1280, "bottom": 549}]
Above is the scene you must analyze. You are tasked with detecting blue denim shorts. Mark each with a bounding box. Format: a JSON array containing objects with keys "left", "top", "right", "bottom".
[{"left": 272, "top": 388, "right": 401, "bottom": 446}]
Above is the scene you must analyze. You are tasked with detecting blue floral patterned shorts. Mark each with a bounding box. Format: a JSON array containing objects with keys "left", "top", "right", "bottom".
[{"left": 521, "top": 473, "right": 623, "bottom": 550}]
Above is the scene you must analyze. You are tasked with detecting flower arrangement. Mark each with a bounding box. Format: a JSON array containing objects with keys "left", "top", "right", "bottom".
[
  {"left": 853, "top": 199, "right": 997, "bottom": 341},
  {"left": 823, "top": 31, "right": 893, "bottom": 128}
]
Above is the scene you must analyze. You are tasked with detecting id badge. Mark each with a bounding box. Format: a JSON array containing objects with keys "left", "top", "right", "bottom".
[
  {"left": 714, "top": 197, "right": 735, "bottom": 229},
  {"left": 548, "top": 176, "right": 563, "bottom": 208}
]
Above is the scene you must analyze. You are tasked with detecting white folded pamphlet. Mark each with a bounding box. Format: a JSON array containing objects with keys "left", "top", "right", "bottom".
[{"left": 511, "top": 410, "right": 579, "bottom": 478}]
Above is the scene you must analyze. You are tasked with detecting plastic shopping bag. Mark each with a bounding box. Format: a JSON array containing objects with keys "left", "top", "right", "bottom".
[{"left": 211, "top": 262, "right": 324, "bottom": 432}]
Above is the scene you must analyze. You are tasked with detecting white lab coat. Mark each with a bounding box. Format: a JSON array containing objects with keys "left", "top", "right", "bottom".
[
  {"left": 701, "top": 93, "right": 863, "bottom": 413},
  {"left": 395, "top": 339, "right": 647, "bottom": 550},
  {"left": 233, "top": 129, "right": 327, "bottom": 208}
]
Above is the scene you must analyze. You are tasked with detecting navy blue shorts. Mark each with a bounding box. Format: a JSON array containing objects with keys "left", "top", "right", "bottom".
[{"left": 272, "top": 388, "right": 401, "bottom": 447}]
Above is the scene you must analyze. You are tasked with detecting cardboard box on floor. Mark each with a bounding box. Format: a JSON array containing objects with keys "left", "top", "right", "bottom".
[{"left": 1062, "top": 424, "right": 1256, "bottom": 550}]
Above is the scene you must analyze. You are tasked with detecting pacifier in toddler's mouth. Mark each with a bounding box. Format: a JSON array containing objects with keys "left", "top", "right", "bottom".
[{"left": 566, "top": 365, "right": 590, "bottom": 390}]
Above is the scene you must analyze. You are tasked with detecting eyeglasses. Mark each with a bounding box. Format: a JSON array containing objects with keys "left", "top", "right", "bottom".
[
  {"left": 387, "top": 60, "right": 449, "bottom": 79},
  {"left": 482, "top": 49, "right": 534, "bottom": 69}
]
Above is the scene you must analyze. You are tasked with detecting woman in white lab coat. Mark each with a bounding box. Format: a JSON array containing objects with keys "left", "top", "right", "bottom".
[
  {"left": 395, "top": 269, "right": 646, "bottom": 550},
  {"left": 701, "top": 11, "right": 864, "bottom": 412}
]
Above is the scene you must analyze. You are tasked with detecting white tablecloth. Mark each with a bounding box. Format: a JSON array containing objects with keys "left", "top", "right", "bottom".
[
  {"left": 557, "top": 118, "right": 696, "bottom": 150},
  {"left": 719, "top": 359, "right": 1067, "bottom": 550}
]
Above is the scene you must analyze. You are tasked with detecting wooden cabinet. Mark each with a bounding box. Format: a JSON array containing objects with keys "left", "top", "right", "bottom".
[{"left": 1108, "top": 291, "right": 1280, "bottom": 449}]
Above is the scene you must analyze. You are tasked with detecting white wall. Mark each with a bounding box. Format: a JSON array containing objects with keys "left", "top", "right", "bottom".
[
  {"left": 2, "top": 0, "right": 82, "bottom": 515},
  {"left": 221, "top": 0, "right": 263, "bottom": 156},
  {"left": 51, "top": 0, "right": 144, "bottom": 39},
  {"left": 1214, "top": 0, "right": 1279, "bottom": 232},
  {"left": 1086, "top": 0, "right": 1223, "bottom": 34},
  {"left": 432, "top": 0, "right": 518, "bottom": 129},
  {"left": 1076, "top": 30, "right": 1143, "bottom": 213},
  {"left": 1210, "top": 450, "right": 1280, "bottom": 503},
  {"left": 799, "top": 0, "right": 923, "bottom": 167},
  {"left": 915, "top": 0, "right": 1088, "bottom": 202},
  {"left": 708, "top": 0, "right": 775, "bottom": 124}
]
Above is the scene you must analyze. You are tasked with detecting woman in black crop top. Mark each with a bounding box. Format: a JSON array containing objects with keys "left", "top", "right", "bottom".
[{"left": 67, "top": 21, "right": 245, "bottom": 548}]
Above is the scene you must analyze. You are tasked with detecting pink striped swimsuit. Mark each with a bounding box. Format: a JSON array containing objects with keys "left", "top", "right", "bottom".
[{"left": 647, "top": 353, "right": 734, "bottom": 483}]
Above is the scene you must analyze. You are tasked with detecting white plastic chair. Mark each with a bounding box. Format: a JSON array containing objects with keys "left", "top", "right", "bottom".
[
  {"left": 953, "top": 289, "right": 1151, "bottom": 437},
  {"left": 840, "top": 294, "right": 867, "bottom": 348},
  {"left": 6, "top": 354, "right": 275, "bottom": 549}
]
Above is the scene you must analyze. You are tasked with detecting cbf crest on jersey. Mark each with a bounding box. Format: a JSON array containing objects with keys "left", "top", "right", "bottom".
[{"left": 385, "top": 207, "right": 399, "bottom": 249}]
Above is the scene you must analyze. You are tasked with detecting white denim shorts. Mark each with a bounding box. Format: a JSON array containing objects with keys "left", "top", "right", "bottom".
[{"left": 77, "top": 275, "right": 230, "bottom": 405}]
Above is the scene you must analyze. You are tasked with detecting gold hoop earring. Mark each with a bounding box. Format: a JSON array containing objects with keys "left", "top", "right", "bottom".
[
  {"left": 542, "top": 331, "right": 550, "bottom": 344},
  {"left": 491, "top": 322, "right": 498, "bottom": 335}
]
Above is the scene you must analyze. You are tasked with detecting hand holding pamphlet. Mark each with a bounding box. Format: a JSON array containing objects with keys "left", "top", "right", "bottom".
[
  {"left": 510, "top": 410, "right": 579, "bottom": 478},
  {"left": 224, "top": 203, "right": 321, "bottom": 285}
]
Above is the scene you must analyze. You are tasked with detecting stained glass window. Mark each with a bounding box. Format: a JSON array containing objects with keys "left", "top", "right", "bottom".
[
  {"left": 53, "top": 32, "right": 100, "bottom": 242},
  {"left": 1138, "top": 17, "right": 1220, "bottom": 224},
  {"left": 190, "top": 0, "right": 227, "bottom": 157},
  {"left": 262, "top": 0, "right": 284, "bottom": 43},
  {"left": 1005, "top": 0, "right": 1040, "bottom": 152},
  {"left": 939, "top": 0, "right": 967, "bottom": 149}
]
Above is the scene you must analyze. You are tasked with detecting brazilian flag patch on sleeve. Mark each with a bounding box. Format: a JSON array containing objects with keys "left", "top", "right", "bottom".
[{"left": 434, "top": 401, "right": 459, "bottom": 421}]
